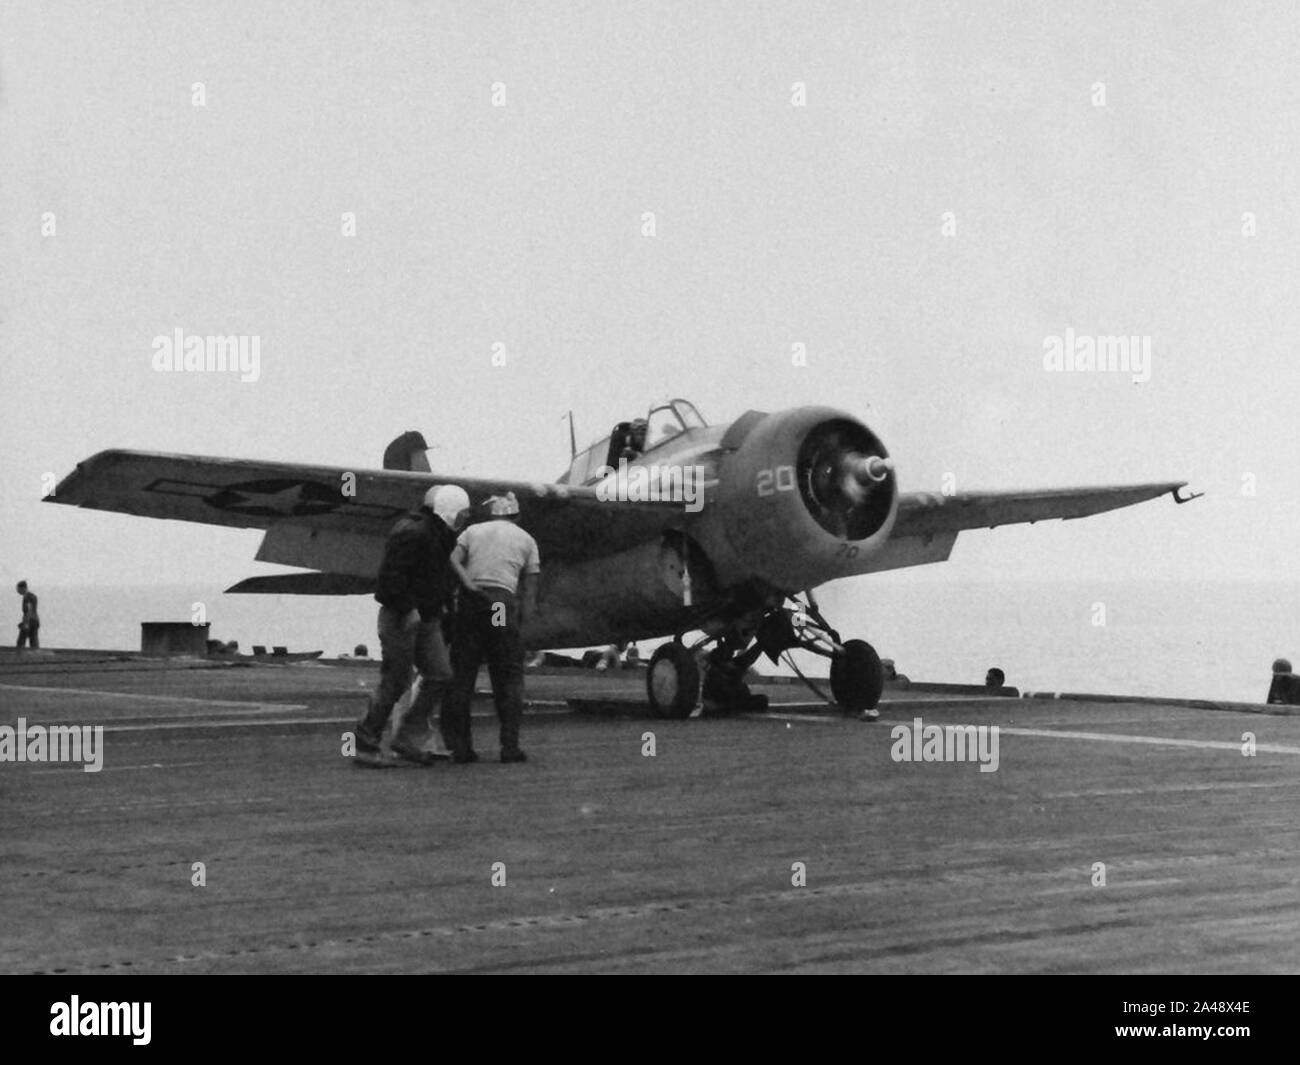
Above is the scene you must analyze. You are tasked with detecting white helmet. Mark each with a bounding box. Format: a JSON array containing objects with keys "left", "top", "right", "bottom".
[
  {"left": 422, "top": 484, "right": 470, "bottom": 525},
  {"left": 486, "top": 491, "right": 520, "bottom": 517}
]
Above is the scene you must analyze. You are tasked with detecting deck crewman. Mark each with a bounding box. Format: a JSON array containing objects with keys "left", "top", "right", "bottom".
[
  {"left": 354, "top": 485, "right": 475, "bottom": 767},
  {"left": 442, "top": 492, "right": 540, "bottom": 764},
  {"left": 15, "top": 581, "right": 39, "bottom": 651}
]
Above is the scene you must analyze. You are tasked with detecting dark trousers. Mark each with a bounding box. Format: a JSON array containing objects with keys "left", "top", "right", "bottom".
[
  {"left": 1268, "top": 673, "right": 1300, "bottom": 706},
  {"left": 357, "top": 607, "right": 453, "bottom": 748},
  {"left": 16, "top": 623, "right": 39, "bottom": 650},
  {"left": 442, "top": 589, "right": 525, "bottom": 755}
]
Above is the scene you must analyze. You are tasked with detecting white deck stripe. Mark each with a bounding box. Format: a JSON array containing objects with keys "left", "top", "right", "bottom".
[
  {"left": 90, "top": 707, "right": 573, "bottom": 733},
  {"left": 0, "top": 683, "right": 299, "bottom": 711},
  {"left": 1002, "top": 726, "right": 1300, "bottom": 756},
  {"left": 26, "top": 761, "right": 207, "bottom": 774}
]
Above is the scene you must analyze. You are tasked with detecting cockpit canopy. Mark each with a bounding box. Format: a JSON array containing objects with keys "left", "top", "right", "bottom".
[
  {"left": 646, "top": 399, "right": 706, "bottom": 447},
  {"left": 561, "top": 399, "right": 707, "bottom": 485}
]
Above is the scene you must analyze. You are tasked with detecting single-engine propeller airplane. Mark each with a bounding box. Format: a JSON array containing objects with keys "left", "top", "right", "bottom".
[{"left": 48, "top": 399, "right": 1196, "bottom": 716}]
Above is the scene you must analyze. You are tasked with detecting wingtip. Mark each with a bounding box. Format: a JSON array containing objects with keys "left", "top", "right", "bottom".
[{"left": 43, "top": 468, "right": 84, "bottom": 505}]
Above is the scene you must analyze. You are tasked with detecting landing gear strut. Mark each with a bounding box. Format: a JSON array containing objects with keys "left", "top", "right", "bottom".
[
  {"left": 646, "top": 591, "right": 885, "bottom": 719},
  {"left": 756, "top": 592, "right": 884, "bottom": 716}
]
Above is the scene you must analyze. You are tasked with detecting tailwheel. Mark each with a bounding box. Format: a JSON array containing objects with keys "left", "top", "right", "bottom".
[
  {"left": 829, "top": 639, "right": 884, "bottom": 713},
  {"left": 647, "top": 641, "right": 701, "bottom": 719}
]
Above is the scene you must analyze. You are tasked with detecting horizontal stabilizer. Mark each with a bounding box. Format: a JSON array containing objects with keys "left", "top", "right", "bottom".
[{"left": 226, "top": 573, "right": 374, "bottom": 595}]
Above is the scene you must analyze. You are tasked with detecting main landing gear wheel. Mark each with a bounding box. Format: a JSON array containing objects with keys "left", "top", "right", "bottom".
[
  {"left": 647, "top": 642, "right": 700, "bottom": 719},
  {"left": 829, "top": 639, "right": 884, "bottom": 713}
]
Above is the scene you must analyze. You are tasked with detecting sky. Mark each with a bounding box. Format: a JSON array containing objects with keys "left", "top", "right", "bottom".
[{"left": 1, "top": 0, "right": 1297, "bottom": 599}]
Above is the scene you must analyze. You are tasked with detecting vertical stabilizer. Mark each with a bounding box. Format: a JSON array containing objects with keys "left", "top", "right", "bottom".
[{"left": 383, "top": 431, "right": 431, "bottom": 472}]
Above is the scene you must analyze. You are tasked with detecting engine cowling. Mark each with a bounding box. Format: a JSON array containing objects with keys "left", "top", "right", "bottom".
[{"left": 706, "top": 407, "right": 898, "bottom": 591}]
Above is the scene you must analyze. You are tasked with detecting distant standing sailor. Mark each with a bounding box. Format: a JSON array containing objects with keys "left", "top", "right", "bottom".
[
  {"left": 15, "top": 581, "right": 39, "bottom": 651},
  {"left": 443, "top": 492, "right": 540, "bottom": 763}
]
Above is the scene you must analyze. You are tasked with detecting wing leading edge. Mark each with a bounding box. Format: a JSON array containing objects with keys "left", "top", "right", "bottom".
[
  {"left": 48, "top": 450, "right": 1194, "bottom": 588},
  {"left": 892, "top": 482, "right": 1190, "bottom": 539},
  {"left": 46, "top": 449, "right": 686, "bottom": 566}
]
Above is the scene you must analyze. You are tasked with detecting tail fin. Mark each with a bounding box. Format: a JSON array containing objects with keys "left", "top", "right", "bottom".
[{"left": 383, "top": 431, "right": 431, "bottom": 472}]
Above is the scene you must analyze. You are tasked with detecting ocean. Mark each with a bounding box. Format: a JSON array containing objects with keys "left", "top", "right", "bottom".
[{"left": 12, "top": 578, "right": 1297, "bottom": 705}]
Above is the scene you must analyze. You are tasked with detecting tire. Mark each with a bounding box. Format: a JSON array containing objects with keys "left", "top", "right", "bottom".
[
  {"left": 830, "top": 639, "right": 884, "bottom": 712},
  {"left": 647, "top": 642, "right": 701, "bottom": 719}
]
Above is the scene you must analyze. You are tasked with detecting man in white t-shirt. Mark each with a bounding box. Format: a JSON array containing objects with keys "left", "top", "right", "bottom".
[{"left": 442, "top": 492, "right": 541, "bottom": 763}]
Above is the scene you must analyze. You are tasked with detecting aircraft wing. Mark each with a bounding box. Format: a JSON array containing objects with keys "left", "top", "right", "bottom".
[
  {"left": 892, "top": 482, "right": 1191, "bottom": 538},
  {"left": 46, "top": 449, "right": 686, "bottom": 572}
]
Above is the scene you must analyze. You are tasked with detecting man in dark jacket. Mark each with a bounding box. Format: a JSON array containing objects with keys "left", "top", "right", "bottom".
[{"left": 355, "top": 485, "right": 474, "bottom": 767}]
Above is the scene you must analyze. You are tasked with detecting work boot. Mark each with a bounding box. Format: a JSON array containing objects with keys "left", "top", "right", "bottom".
[
  {"left": 499, "top": 748, "right": 527, "bottom": 764},
  {"left": 355, "top": 723, "right": 383, "bottom": 756},
  {"left": 390, "top": 738, "right": 444, "bottom": 766},
  {"left": 424, "top": 733, "right": 454, "bottom": 759},
  {"left": 356, "top": 697, "right": 391, "bottom": 756},
  {"left": 393, "top": 714, "right": 434, "bottom": 762},
  {"left": 353, "top": 734, "right": 397, "bottom": 769}
]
